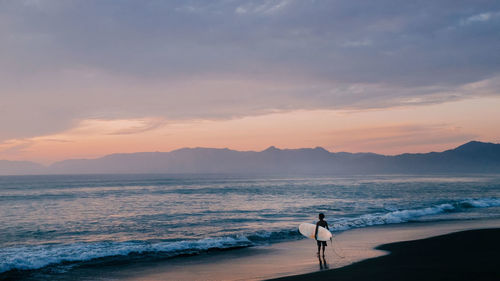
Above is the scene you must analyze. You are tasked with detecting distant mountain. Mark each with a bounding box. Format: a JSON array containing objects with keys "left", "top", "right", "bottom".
[
  {"left": 48, "top": 146, "right": 337, "bottom": 174},
  {"left": 46, "top": 141, "right": 500, "bottom": 175},
  {"left": 0, "top": 160, "right": 46, "bottom": 175},
  {"left": 1, "top": 141, "right": 500, "bottom": 175}
]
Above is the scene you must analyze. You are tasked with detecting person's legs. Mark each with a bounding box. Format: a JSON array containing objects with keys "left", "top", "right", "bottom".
[{"left": 321, "top": 241, "right": 327, "bottom": 256}]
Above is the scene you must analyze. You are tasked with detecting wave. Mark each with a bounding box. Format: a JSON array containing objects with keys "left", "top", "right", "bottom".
[
  {"left": 332, "top": 197, "right": 500, "bottom": 231},
  {"left": 458, "top": 198, "right": 500, "bottom": 208},
  {"left": 1, "top": 197, "right": 499, "bottom": 274},
  {"left": 0, "top": 236, "right": 253, "bottom": 274}
]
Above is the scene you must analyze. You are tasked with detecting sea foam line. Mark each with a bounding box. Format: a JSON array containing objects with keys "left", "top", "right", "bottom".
[
  {"left": 332, "top": 197, "right": 500, "bottom": 231},
  {"left": 0, "top": 236, "right": 252, "bottom": 274}
]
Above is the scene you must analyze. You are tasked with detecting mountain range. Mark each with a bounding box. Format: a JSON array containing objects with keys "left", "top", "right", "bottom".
[{"left": 1, "top": 141, "right": 500, "bottom": 175}]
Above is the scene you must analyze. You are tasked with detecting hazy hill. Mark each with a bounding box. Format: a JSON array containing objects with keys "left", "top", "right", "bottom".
[
  {"left": 1, "top": 141, "right": 499, "bottom": 175},
  {"left": 0, "top": 160, "right": 46, "bottom": 175}
]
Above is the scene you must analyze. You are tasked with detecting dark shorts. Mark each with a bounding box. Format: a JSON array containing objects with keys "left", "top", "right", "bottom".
[{"left": 317, "top": 240, "right": 327, "bottom": 247}]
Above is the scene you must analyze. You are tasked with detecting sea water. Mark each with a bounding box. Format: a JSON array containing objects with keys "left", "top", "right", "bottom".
[{"left": 1, "top": 174, "right": 499, "bottom": 277}]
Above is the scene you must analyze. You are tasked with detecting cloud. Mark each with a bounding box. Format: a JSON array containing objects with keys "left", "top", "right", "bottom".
[
  {"left": 53, "top": 118, "right": 169, "bottom": 137},
  {"left": 235, "top": 0, "right": 292, "bottom": 15},
  {"left": 1, "top": 0, "right": 500, "bottom": 141},
  {"left": 460, "top": 11, "right": 500, "bottom": 25},
  {"left": 326, "top": 123, "right": 478, "bottom": 154},
  {"left": 0, "top": 139, "right": 35, "bottom": 155},
  {"left": 340, "top": 39, "right": 373, "bottom": 48},
  {"left": 0, "top": 118, "right": 167, "bottom": 159},
  {"left": 106, "top": 119, "right": 168, "bottom": 135}
]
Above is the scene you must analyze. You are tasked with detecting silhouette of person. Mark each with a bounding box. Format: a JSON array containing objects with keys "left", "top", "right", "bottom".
[{"left": 315, "top": 213, "right": 329, "bottom": 256}]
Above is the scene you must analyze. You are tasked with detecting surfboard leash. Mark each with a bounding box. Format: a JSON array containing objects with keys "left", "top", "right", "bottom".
[{"left": 330, "top": 235, "right": 346, "bottom": 259}]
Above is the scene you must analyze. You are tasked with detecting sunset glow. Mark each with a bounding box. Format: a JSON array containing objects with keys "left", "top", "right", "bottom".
[
  {"left": 2, "top": 96, "right": 499, "bottom": 164},
  {"left": 1, "top": 1, "right": 499, "bottom": 165}
]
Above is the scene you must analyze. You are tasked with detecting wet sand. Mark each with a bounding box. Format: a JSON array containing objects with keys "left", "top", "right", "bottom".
[
  {"left": 117, "top": 219, "right": 500, "bottom": 281},
  {"left": 269, "top": 228, "right": 500, "bottom": 281}
]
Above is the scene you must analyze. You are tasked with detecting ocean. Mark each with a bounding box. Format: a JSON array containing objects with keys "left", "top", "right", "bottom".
[{"left": 1, "top": 173, "right": 499, "bottom": 279}]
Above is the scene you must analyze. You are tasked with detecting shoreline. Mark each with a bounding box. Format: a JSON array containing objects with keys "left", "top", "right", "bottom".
[
  {"left": 120, "top": 218, "right": 500, "bottom": 281},
  {"left": 3, "top": 218, "right": 500, "bottom": 281},
  {"left": 268, "top": 228, "right": 500, "bottom": 281}
]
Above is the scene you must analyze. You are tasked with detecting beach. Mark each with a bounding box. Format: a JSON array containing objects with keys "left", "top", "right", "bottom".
[
  {"left": 4, "top": 218, "right": 494, "bottom": 281},
  {"left": 270, "top": 228, "right": 500, "bottom": 281},
  {"left": 117, "top": 218, "right": 500, "bottom": 281}
]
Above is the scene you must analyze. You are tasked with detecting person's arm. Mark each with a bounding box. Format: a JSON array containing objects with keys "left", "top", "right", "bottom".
[
  {"left": 314, "top": 222, "right": 319, "bottom": 240},
  {"left": 326, "top": 221, "right": 329, "bottom": 230}
]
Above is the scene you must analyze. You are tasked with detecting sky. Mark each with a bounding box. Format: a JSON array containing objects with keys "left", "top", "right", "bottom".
[{"left": 1, "top": 0, "right": 500, "bottom": 164}]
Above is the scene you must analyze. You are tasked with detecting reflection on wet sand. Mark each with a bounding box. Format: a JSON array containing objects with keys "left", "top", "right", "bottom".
[{"left": 318, "top": 255, "right": 329, "bottom": 270}]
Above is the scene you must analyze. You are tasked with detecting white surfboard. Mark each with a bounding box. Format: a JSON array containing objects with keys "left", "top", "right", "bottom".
[{"left": 299, "top": 223, "right": 332, "bottom": 241}]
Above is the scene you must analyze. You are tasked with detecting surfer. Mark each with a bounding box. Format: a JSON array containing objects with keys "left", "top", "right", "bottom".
[{"left": 315, "top": 213, "right": 329, "bottom": 256}]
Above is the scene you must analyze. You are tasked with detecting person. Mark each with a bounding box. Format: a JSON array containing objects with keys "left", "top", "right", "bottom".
[{"left": 315, "top": 213, "right": 329, "bottom": 256}]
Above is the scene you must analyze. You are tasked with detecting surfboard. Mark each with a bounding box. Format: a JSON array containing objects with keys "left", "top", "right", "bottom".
[{"left": 299, "top": 223, "right": 332, "bottom": 241}]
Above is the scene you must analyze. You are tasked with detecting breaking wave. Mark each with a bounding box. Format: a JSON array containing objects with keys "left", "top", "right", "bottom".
[
  {"left": 333, "top": 197, "right": 500, "bottom": 231},
  {"left": 0, "top": 236, "right": 253, "bottom": 274}
]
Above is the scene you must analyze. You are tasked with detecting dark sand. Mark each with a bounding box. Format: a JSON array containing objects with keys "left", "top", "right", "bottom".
[{"left": 269, "top": 228, "right": 500, "bottom": 281}]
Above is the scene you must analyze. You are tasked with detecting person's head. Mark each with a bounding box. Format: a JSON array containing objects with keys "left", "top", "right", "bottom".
[{"left": 319, "top": 213, "right": 325, "bottom": 220}]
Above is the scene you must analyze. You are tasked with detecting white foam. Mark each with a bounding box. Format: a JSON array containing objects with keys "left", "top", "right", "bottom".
[
  {"left": 460, "top": 198, "right": 500, "bottom": 208},
  {"left": 332, "top": 198, "right": 499, "bottom": 231},
  {"left": 332, "top": 204, "right": 454, "bottom": 231},
  {"left": 0, "top": 236, "right": 252, "bottom": 273}
]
